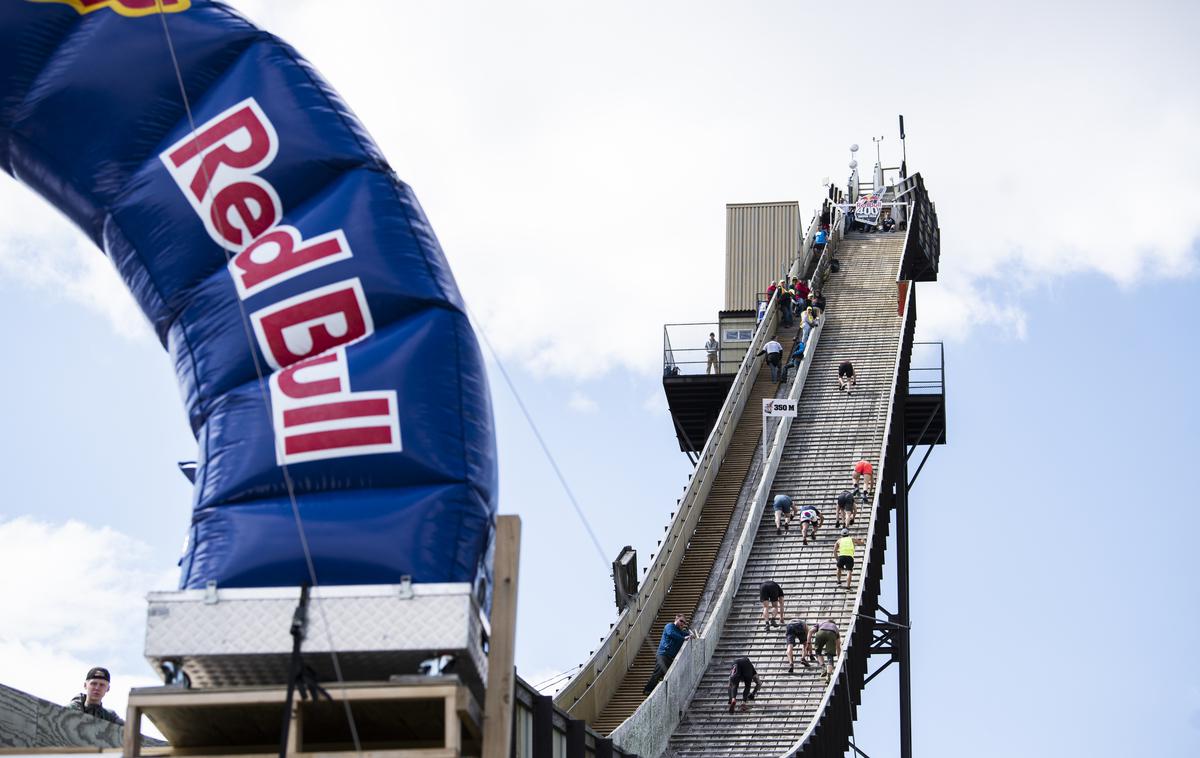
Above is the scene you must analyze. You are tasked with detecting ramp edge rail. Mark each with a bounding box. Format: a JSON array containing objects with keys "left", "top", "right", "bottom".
[
  {"left": 556, "top": 202, "right": 827, "bottom": 724},
  {"left": 782, "top": 216, "right": 916, "bottom": 757}
]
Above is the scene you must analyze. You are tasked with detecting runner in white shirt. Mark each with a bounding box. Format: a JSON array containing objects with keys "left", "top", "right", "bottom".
[{"left": 757, "top": 337, "right": 784, "bottom": 382}]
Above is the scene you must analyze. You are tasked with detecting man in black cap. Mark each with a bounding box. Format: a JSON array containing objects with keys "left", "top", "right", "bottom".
[{"left": 67, "top": 667, "right": 124, "bottom": 725}]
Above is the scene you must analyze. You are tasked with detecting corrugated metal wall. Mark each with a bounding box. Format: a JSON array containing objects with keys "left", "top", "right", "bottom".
[{"left": 725, "top": 202, "right": 800, "bottom": 311}]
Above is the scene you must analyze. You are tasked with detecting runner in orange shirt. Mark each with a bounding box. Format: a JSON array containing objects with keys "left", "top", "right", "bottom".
[{"left": 852, "top": 457, "right": 874, "bottom": 503}]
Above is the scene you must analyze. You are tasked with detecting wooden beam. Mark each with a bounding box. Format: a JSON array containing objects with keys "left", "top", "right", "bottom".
[
  {"left": 481, "top": 515, "right": 521, "bottom": 758},
  {"left": 123, "top": 703, "right": 141, "bottom": 757}
]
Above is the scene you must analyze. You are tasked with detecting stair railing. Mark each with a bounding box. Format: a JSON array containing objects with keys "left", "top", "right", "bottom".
[{"left": 555, "top": 241, "right": 790, "bottom": 722}]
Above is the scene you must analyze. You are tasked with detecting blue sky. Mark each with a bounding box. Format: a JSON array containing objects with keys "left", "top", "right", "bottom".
[{"left": 1, "top": 1, "right": 1198, "bottom": 755}]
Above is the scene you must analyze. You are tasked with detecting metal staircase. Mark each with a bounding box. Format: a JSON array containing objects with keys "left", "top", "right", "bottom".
[
  {"left": 666, "top": 232, "right": 907, "bottom": 757},
  {"left": 591, "top": 331, "right": 802, "bottom": 735}
]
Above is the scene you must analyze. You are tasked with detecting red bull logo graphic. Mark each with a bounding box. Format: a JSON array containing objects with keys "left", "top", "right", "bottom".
[
  {"left": 160, "top": 97, "right": 401, "bottom": 465},
  {"left": 29, "top": 0, "right": 190, "bottom": 17},
  {"left": 271, "top": 349, "right": 400, "bottom": 465}
]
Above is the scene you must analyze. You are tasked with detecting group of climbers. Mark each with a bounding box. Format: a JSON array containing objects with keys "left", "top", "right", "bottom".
[
  {"left": 644, "top": 230, "right": 887, "bottom": 713},
  {"left": 748, "top": 453, "right": 876, "bottom": 699},
  {"left": 642, "top": 454, "right": 877, "bottom": 711}
]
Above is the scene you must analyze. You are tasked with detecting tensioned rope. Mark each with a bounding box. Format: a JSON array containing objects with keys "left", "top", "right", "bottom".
[
  {"left": 531, "top": 663, "right": 584, "bottom": 693},
  {"left": 153, "top": 4, "right": 363, "bottom": 753},
  {"left": 463, "top": 302, "right": 611, "bottom": 572}
]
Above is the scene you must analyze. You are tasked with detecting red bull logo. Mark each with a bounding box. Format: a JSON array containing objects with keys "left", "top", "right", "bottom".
[
  {"left": 29, "top": 0, "right": 190, "bottom": 16},
  {"left": 160, "top": 97, "right": 402, "bottom": 465}
]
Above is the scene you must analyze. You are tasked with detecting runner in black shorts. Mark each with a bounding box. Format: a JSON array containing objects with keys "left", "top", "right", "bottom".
[
  {"left": 784, "top": 618, "right": 812, "bottom": 674},
  {"left": 836, "top": 489, "right": 856, "bottom": 528},
  {"left": 727, "top": 656, "right": 761, "bottom": 712},
  {"left": 759, "top": 580, "right": 785, "bottom": 628},
  {"left": 837, "top": 360, "right": 857, "bottom": 393}
]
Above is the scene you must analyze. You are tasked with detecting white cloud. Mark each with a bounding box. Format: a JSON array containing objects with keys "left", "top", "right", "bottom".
[
  {"left": 643, "top": 391, "right": 669, "bottom": 415},
  {"left": 0, "top": 182, "right": 149, "bottom": 340},
  {"left": 1, "top": 0, "right": 1196, "bottom": 371},
  {"left": 568, "top": 391, "right": 598, "bottom": 414},
  {"left": 0, "top": 517, "right": 173, "bottom": 734}
]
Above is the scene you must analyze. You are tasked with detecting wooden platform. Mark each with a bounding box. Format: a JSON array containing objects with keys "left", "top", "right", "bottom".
[{"left": 124, "top": 677, "right": 481, "bottom": 757}]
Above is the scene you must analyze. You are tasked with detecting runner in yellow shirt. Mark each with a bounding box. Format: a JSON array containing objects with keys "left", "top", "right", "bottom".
[{"left": 834, "top": 529, "right": 866, "bottom": 590}]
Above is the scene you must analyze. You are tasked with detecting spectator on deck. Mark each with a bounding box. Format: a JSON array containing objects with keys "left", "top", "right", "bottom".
[
  {"left": 759, "top": 579, "right": 786, "bottom": 628},
  {"left": 814, "top": 227, "right": 828, "bottom": 255},
  {"left": 777, "top": 282, "right": 794, "bottom": 327},
  {"left": 882, "top": 211, "right": 896, "bottom": 233},
  {"left": 727, "top": 656, "right": 762, "bottom": 713},
  {"left": 834, "top": 529, "right": 867, "bottom": 590},
  {"left": 837, "top": 360, "right": 857, "bottom": 393},
  {"left": 799, "top": 306, "right": 818, "bottom": 346},
  {"left": 68, "top": 667, "right": 124, "bottom": 726},
  {"left": 705, "top": 332, "right": 720, "bottom": 375},
  {"left": 757, "top": 337, "right": 784, "bottom": 382},
  {"left": 793, "top": 277, "right": 810, "bottom": 311},
  {"left": 811, "top": 290, "right": 827, "bottom": 319},
  {"left": 643, "top": 615, "right": 695, "bottom": 695}
]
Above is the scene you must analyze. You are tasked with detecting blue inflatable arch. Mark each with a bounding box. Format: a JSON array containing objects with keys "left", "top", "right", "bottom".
[{"left": 0, "top": 0, "right": 498, "bottom": 598}]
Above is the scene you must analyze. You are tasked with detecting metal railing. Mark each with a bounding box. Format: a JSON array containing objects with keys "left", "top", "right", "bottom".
[
  {"left": 556, "top": 251, "right": 789, "bottom": 723},
  {"left": 908, "top": 341, "right": 944, "bottom": 395},
  {"left": 663, "top": 322, "right": 737, "bottom": 377}
]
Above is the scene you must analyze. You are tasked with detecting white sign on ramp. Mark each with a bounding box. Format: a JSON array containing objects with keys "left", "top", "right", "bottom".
[
  {"left": 762, "top": 398, "right": 798, "bottom": 418},
  {"left": 761, "top": 398, "right": 797, "bottom": 451}
]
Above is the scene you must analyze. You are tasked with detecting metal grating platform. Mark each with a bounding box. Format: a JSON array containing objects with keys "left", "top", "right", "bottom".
[{"left": 144, "top": 583, "right": 488, "bottom": 700}]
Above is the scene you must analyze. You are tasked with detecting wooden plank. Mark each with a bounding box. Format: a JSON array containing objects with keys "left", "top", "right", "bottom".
[
  {"left": 0, "top": 683, "right": 123, "bottom": 751},
  {"left": 0, "top": 684, "right": 38, "bottom": 748},
  {"left": 123, "top": 703, "right": 141, "bottom": 757},
  {"left": 131, "top": 683, "right": 458, "bottom": 708},
  {"left": 482, "top": 515, "right": 521, "bottom": 758}
]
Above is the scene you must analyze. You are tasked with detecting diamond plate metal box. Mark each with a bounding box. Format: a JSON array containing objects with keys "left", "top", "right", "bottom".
[{"left": 144, "top": 583, "right": 488, "bottom": 698}]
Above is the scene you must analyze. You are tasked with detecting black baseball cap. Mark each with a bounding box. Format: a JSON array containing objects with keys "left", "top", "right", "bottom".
[{"left": 85, "top": 667, "right": 111, "bottom": 682}]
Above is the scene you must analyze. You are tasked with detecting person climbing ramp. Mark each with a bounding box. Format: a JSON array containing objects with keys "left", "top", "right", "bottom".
[
  {"left": 727, "top": 656, "right": 761, "bottom": 712},
  {"left": 798, "top": 502, "right": 823, "bottom": 545},
  {"left": 834, "top": 529, "right": 866, "bottom": 590},
  {"left": 836, "top": 489, "right": 856, "bottom": 528},
  {"left": 785, "top": 618, "right": 812, "bottom": 674},
  {"left": 759, "top": 579, "right": 785, "bottom": 628},
  {"left": 837, "top": 360, "right": 857, "bottom": 393},
  {"left": 812, "top": 618, "right": 840, "bottom": 682},
  {"left": 852, "top": 457, "right": 875, "bottom": 502},
  {"left": 772, "top": 493, "right": 795, "bottom": 534},
  {"left": 758, "top": 336, "right": 784, "bottom": 382}
]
